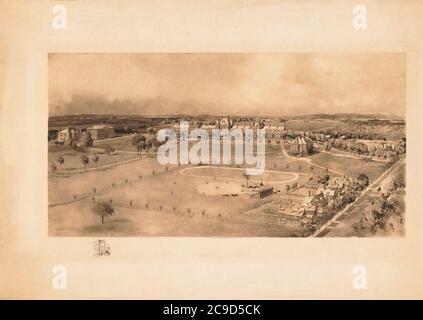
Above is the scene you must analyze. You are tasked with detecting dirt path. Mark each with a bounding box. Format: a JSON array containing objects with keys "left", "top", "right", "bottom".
[{"left": 180, "top": 165, "right": 299, "bottom": 185}]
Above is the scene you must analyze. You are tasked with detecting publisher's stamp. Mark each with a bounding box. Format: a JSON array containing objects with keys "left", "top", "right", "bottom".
[{"left": 93, "top": 239, "right": 111, "bottom": 257}]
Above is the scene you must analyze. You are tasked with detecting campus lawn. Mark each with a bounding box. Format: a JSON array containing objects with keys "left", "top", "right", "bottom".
[
  {"left": 48, "top": 157, "right": 169, "bottom": 205},
  {"left": 49, "top": 202, "right": 305, "bottom": 237},
  {"left": 93, "top": 135, "right": 137, "bottom": 152},
  {"left": 48, "top": 151, "right": 310, "bottom": 236},
  {"left": 284, "top": 120, "right": 340, "bottom": 131},
  {"left": 309, "top": 152, "right": 391, "bottom": 181},
  {"left": 48, "top": 147, "right": 138, "bottom": 171}
]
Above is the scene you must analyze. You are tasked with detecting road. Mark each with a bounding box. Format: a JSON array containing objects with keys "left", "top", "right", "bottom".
[{"left": 92, "top": 133, "right": 137, "bottom": 144}]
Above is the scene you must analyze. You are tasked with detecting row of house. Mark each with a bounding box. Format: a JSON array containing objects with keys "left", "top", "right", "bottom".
[{"left": 280, "top": 176, "right": 352, "bottom": 224}]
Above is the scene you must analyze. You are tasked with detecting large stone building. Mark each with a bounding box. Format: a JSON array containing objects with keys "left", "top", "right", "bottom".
[
  {"left": 87, "top": 124, "right": 115, "bottom": 140},
  {"left": 57, "top": 127, "right": 82, "bottom": 143},
  {"left": 289, "top": 136, "right": 314, "bottom": 155},
  {"left": 251, "top": 185, "right": 274, "bottom": 199},
  {"left": 215, "top": 116, "right": 232, "bottom": 129}
]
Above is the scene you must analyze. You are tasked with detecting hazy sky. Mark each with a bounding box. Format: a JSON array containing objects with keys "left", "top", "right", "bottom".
[{"left": 49, "top": 53, "right": 406, "bottom": 117}]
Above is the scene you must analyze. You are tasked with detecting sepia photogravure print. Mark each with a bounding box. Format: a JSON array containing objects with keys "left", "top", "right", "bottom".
[
  {"left": 2, "top": 0, "right": 423, "bottom": 301},
  {"left": 48, "top": 53, "right": 406, "bottom": 238}
]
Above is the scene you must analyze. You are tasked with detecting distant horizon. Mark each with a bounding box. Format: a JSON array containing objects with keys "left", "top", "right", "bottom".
[
  {"left": 49, "top": 53, "right": 406, "bottom": 118},
  {"left": 48, "top": 111, "right": 405, "bottom": 120}
]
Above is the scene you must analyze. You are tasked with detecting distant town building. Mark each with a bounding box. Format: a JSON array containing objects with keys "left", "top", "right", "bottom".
[
  {"left": 87, "top": 125, "right": 115, "bottom": 140},
  {"left": 216, "top": 116, "right": 232, "bottom": 129},
  {"left": 263, "top": 122, "right": 286, "bottom": 131}
]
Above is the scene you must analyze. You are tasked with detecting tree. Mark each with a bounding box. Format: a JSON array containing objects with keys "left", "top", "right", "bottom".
[
  {"left": 244, "top": 173, "right": 250, "bottom": 186},
  {"left": 80, "top": 131, "right": 93, "bottom": 147},
  {"left": 133, "top": 134, "right": 146, "bottom": 145},
  {"left": 136, "top": 141, "right": 147, "bottom": 156},
  {"left": 56, "top": 156, "right": 64, "bottom": 168},
  {"left": 392, "top": 172, "right": 405, "bottom": 190},
  {"left": 93, "top": 154, "right": 100, "bottom": 166},
  {"left": 50, "top": 162, "right": 57, "bottom": 173},
  {"left": 81, "top": 155, "right": 89, "bottom": 168},
  {"left": 92, "top": 201, "right": 114, "bottom": 224},
  {"left": 357, "top": 173, "right": 370, "bottom": 188},
  {"left": 318, "top": 174, "right": 330, "bottom": 184},
  {"left": 147, "top": 127, "right": 156, "bottom": 135}
]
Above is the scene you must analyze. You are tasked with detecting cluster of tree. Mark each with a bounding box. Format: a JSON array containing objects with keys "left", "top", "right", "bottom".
[
  {"left": 320, "top": 139, "right": 405, "bottom": 158},
  {"left": 80, "top": 154, "right": 100, "bottom": 168},
  {"left": 311, "top": 126, "right": 389, "bottom": 141},
  {"left": 132, "top": 129, "right": 165, "bottom": 155},
  {"left": 324, "top": 139, "right": 369, "bottom": 155},
  {"left": 285, "top": 182, "right": 298, "bottom": 191},
  {"left": 281, "top": 131, "right": 300, "bottom": 140},
  {"left": 80, "top": 131, "right": 93, "bottom": 147},
  {"left": 353, "top": 193, "right": 404, "bottom": 235},
  {"left": 132, "top": 135, "right": 148, "bottom": 154},
  {"left": 353, "top": 171, "right": 405, "bottom": 235},
  {"left": 63, "top": 131, "right": 93, "bottom": 150},
  {"left": 282, "top": 127, "right": 406, "bottom": 158},
  {"left": 390, "top": 172, "right": 405, "bottom": 191},
  {"left": 317, "top": 173, "right": 330, "bottom": 185},
  {"left": 115, "top": 127, "right": 135, "bottom": 135},
  {"left": 329, "top": 174, "right": 369, "bottom": 211},
  {"left": 343, "top": 119, "right": 405, "bottom": 127},
  {"left": 48, "top": 130, "right": 58, "bottom": 141}
]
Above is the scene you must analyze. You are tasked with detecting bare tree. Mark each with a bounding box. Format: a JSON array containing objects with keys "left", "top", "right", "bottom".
[
  {"left": 93, "top": 154, "right": 100, "bottom": 166},
  {"left": 56, "top": 156, "right": 64, "bottom": 169},
  {"left": 244, "top": 173, "right": 250, "bottom": 186},
  {"left": 50, "top": 162, "right": 57, "bottom": 174},
  {"left": 81, "top": 155, "right": 89, "bottom": 168}
]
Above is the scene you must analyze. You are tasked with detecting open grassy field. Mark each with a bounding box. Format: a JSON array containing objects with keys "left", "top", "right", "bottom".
[
  {"left": 48, "top": 148, "right": 316, "bottom": 236},
  {"left": 181, "top": 166, "right": 298, "bottom": 184},
  {"left": 49, "top": 137, "right": 398, "bottom": 237},
  {"left": 93, "top": 135, "right": 138, "bottom": 152},
  {"left": 94, "top": 135, "right": 284, "bottom": 157},
  {"left": 48, "top": 147, "right": 138, "bottom": 171},
  {"left": 48, "top": 157, "right": 167, "bottom": 204},
  {"left": 285, "top": 120, "right": 340, "bottom": 131},
  {"left": 309, "top": 152, "right": 391, "bottom": 181},
  {"left": 49, "top": 201, "right": 305, "bottom": 237}
]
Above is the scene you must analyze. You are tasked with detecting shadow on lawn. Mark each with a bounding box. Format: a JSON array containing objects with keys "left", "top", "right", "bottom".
[{"left": 83, "top": 218, "right": 137, "bottom": 235}]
